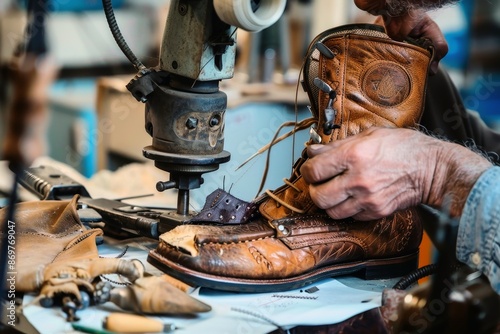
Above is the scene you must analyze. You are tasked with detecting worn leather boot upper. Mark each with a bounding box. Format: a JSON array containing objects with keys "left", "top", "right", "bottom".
[{"left": 254, "top": 23, "right": 433, "bottom": 237}]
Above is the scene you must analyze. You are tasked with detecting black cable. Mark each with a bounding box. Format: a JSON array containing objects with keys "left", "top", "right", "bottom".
[
  {"left": 392, "top": 264, "right": 438, "bottom": 290},
  {"left": 393, "top": 262, "right": 466, "bottom": 290},
  {"left": 101, "top": 0, "right": 146, "bottom": 71}
]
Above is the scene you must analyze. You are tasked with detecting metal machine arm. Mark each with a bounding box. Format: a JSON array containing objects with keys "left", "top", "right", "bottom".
[{"left": 102, "top": 0, "right": 286, "bottom": 227}]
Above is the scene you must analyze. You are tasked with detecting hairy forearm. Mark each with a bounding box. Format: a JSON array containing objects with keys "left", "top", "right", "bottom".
[{"left": 424, "top": 140, "right": 493, "bottom": 217}]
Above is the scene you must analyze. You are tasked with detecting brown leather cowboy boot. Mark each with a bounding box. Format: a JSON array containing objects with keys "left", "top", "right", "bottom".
[{"left": 148, "top": 24, "right": 433, "bottom": 292}]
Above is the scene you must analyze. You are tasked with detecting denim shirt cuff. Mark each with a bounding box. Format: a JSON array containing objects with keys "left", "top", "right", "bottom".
[{"left": 457, "top": 166, "right": 500, "bottom": 292}]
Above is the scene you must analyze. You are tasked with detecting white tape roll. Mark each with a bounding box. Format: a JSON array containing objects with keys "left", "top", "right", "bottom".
[{"left": 214, "top": 0, "right": 287, "bottom": 32}]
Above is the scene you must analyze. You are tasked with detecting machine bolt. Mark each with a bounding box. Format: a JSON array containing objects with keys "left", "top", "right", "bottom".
[
  {"left": 156, "top": 181, "right": 177, "bottom": 192},
  {"left": 209, "top": 115, "right": 220, "bottom": 127},
  {"left": 186, "top": 117, "right": 198, "bottom": 129}
]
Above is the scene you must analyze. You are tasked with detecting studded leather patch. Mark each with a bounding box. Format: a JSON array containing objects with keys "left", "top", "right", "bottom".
[
  {"left": 187, "top": 188, "right": 258, "bottom": 225},
  {"left": 362, "top": 62, "right": 411, "bottom": 106}
]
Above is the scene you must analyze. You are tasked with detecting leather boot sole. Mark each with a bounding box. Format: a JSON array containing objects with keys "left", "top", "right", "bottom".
[{"left": 148, "top": 249, "right": 419, "bottom": 293}]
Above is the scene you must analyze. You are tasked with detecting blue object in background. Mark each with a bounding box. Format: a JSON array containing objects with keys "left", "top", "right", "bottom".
[
  {"left": 48, "top": 79, "right": 98, "bottom": 178},
  {"left": 439, "top": 0, "right": 500, "bottom": 129},
  {"left": 459, "top": 0, "right": 500, "bottom": 129},
  {"left": 190, "top": 102, "right": 310, "bottom": 209},
  {"left": 439, "top": 0, "right": 473, "bottom": 71}
]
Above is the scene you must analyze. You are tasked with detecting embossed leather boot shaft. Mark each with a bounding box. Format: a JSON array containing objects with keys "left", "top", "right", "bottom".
[
  {"left": 148, "top": 24, "right": 432, "bottom": 292},
  {"left": 303, "top": 24, "right": 432, "bottom": 143}
]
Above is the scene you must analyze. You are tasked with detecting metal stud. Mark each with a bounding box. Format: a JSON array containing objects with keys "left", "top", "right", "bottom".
[
  {"left": 315, "top": 42, "right": 335, "bottom": 59},
  {"left": 309, "top": 125, "right": 322, "bottom": 144}
]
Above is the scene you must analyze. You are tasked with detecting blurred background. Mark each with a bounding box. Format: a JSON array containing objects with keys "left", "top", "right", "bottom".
[{"left": 0, "top": 0, "right": 499, "bottom": 182}]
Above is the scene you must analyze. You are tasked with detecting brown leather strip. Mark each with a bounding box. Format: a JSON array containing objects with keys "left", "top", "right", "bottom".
[
  {"left": 279, "top": 232, "right": 366, "bottom": 251},
  {"left": 271, "top": 215, "right": 351, "bottom": 237}
]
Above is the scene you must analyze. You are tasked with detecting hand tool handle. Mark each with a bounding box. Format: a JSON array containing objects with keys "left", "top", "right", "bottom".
[{"left": 104, "top": 313, "right": 164, "bottom": 333}]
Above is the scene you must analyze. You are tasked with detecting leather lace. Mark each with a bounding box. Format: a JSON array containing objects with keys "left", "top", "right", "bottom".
[
  {"left": 255, "top": 117, "right": 315, "bottom": 197},
  {"left": 239, "top": 57, "right": 315, "bottom": 212},
  {"left": 237, "top": 117, "right": 316, "bottom": 171},
  {"left": 265, "top": 178, "right": 305, "bottom": 214}
]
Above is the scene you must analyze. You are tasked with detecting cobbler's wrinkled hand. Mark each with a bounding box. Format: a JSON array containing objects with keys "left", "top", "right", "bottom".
[
  {"left": 301, "top": 127, "right": 492, "bottom": 220},
  {"left": 301, "top": 128, "right": 427, "bottom": 220},
  {"left": 353, "top": 0, "right": 448, "bottom": 74}
]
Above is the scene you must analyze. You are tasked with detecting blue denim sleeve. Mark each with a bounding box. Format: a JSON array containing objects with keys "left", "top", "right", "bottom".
[{"left": 457, "top": 166, "right": 500, "bottom": 293}]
